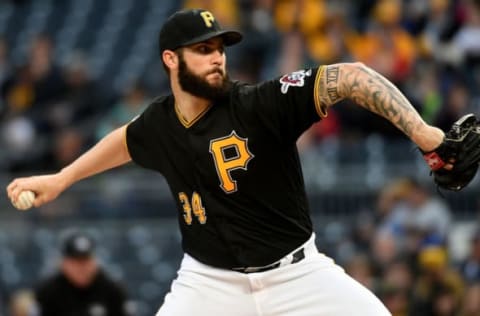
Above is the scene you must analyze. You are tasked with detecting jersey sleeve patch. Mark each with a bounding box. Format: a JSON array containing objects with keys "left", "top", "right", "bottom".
[{"left": 279, "top": 69, "right": 312, "bottom": 94}]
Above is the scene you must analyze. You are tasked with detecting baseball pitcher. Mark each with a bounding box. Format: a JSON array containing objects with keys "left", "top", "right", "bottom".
[{"left": 7, "top": 9, "right": 480, "bottom": 316}]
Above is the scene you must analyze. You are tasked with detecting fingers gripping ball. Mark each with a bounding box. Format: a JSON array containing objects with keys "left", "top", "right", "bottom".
[{"left": 13, "top": 190, "right": 36, "bottom": 211}]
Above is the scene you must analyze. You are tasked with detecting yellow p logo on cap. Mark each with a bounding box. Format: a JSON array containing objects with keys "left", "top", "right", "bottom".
[{"left": 200, "top": 11, "right": 215, "bottom": 28}]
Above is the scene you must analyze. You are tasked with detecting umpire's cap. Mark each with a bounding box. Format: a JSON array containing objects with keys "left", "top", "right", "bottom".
[
  {"left": 158, "top": 9, "right": 242, "bottom": 55},
  {"left": 61, "top": 231, "right": 95, "bottom": 259}
]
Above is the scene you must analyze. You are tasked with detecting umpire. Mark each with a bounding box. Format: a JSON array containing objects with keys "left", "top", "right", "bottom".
[{"left": 34, "top": 231, "right": 132, "bottom": 316}]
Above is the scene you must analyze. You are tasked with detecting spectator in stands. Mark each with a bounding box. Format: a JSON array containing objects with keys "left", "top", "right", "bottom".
[
  {"left": 459, "top": 282, "right": 480, "bottom": 316},
  {"left": 415, "top": 0, "right": 462, "bottom": 63},
  {"left": 34, "top": 231, "right": 132, "bottom": 316},
  {"left": 347, "top": 0, "right": 417, "bottom": 83},
  {"left": 373, "top": 178, "right": 452, "bottom": 260},
  {"left": 302, "top": 3, "right": 352, "bottom": 65},
  {"left": 0, "top": 63, "right": 35, "bottom": 116},
  {"left": 431, "top": 282, "right": 462, "bottom": 316},
  {"left": 47, "top": 51, "right": 104, "bottom": 134},
  {"left": 378, "top": 285, "right": 409, "bottom": 316},
  {"left": 434, "top": 80, "right": 470, "bottom": 132},
  {"left": 41, "top": 51, "right": 106, "bottom": 170},
  {"left": 370, "top": 230, "right": 401, "bottom": 274},
  {"left": 453, "top": 0, "right": 480, "bottom": 65},
  {"left": 378, "top": 258, "right": 413, "bottom": 316},
  {"left": 459, "top": 229, "right": 480, "bottom": 284},
  {"left": 0, "top": 111, "right": 37, "bottom": 170},
  {"left": 382, "top": 258, "right": 414, "bottom": 294},
  {"left": 0, "top": 34, "right": 67, "bottom": 171},
  {"left": 403, "top": 179, "right": 452, "bottom": 244},
  {"left": 452, "top": 0, "right": 480, "bottom": 96},
  {"left": 375, "top": 177, "right": 412, "bottom": 239},
  {"left": 50, "top": 128, "right": 86, "bottom": 169},
  {"left": 273, "top": 0, "right": 329, "bottom": 75},
  {"left": 26, "top": 33, "right": 66, "bottom": 109},
  {"left": 347, "top": 211, "right": 376, "bottom": 256},
  {"left": 345, "top": 253, "right": 377, "bottom": 291},
  {"left": 225, "top": 0, "right": 281, "bottom": 82},
  {"left": 2, "top": 34, "right": 66, "bottom": 118},
  {"left": 8, "top": 289, "right": 37, "bottom": 316},
  {"left": 410, "top": 246, "right": 465, "bottom": 316},
  {"left": 411, "top": 62, "right": 443, "bottom": 124},
  {"left": 95, "top": 82, "right": 148, "bottom": 140}
]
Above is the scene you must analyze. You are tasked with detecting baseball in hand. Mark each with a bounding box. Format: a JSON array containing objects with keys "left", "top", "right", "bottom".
[{"left": 12, "top": 190, "right": 36, "bottom": 211}]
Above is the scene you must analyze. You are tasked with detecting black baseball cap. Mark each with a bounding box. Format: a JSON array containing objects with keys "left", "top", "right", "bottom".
[
  {"left": 158, "top": 9, "right": 242, "bottom": 54},
  {"left": 62, "top": 232, "right": 95, "bottom": 258}
]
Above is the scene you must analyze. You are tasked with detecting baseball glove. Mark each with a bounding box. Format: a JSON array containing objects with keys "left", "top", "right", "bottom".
[{"left": 422, "top": 113, "right": 480, "bottom": 191}]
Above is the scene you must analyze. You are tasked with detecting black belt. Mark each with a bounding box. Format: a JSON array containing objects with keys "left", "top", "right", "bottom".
[{"left": 232, "top": 247, "right": 305, "bottom": 274}]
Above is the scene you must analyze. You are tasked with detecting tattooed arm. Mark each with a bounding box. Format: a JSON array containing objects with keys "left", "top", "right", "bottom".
[{"left": 317, "top": 63, "right": 444, "bottom": 152}]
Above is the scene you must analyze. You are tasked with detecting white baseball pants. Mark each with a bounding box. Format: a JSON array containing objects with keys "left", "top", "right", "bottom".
[{"left": 156, "top": 234, "right": 391, "bottom": 316}]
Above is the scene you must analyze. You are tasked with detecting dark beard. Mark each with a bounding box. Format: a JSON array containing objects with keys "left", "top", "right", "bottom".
[{"left": 178, "top": 55, "right": 231, "bottom": 100}]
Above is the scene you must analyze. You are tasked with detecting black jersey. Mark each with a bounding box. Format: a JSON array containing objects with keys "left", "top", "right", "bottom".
[{"left": 126, "top": 67, "right": 326, "bottom": 268}]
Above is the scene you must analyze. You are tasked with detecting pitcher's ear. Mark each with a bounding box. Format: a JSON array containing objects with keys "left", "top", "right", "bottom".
[{"left": 162, "top": 50, "right": 178, "bottom": 70}]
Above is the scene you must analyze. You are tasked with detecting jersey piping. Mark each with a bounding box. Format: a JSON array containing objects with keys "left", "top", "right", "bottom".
[
  {"left": 122, "top": 125, "right": 131, "bottom": 159},
  {"left": 175, "top": 103, "right": 213, "bottom": 128},
  {"left": 313, "top": 66, "right": 328, "bottom": 118}
]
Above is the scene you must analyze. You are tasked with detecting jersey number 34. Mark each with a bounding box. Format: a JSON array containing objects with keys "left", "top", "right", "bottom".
[{"left": 179, "top": 192, "right": 207, "bottom": 225}]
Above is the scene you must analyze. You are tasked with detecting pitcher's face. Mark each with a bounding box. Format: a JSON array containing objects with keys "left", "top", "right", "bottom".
[{"left": 177, "top": 37, "right": 231, "bottom": 100}]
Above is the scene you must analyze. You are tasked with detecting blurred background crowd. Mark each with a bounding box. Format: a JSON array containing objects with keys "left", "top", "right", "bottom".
[{"left": 0, "top": 0, "right": 479, "bottom": 315}]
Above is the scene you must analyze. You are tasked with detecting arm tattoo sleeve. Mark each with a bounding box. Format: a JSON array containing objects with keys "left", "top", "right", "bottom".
[{"left": 317, "top": 63, "right": 425, "bottom": 138}]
